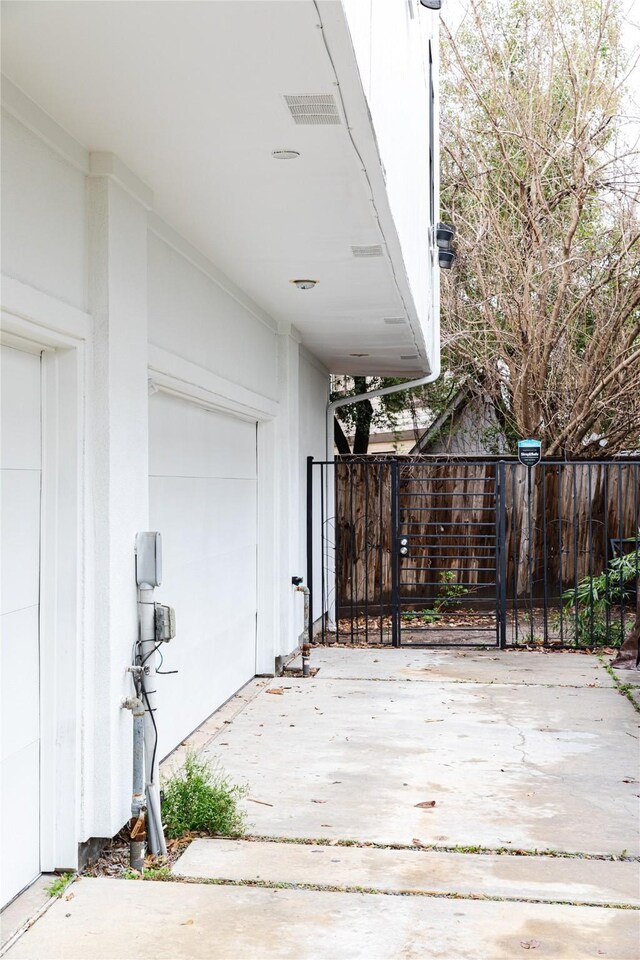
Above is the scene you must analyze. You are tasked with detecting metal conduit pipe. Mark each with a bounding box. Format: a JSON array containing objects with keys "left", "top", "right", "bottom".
[
  {"left": 292, "top": 577, "right": 311, "bottom": 676},
  {"left": 297, "top": 584, "right": 311, "bottom": 676},
  {"left": 138, "top": 584, "right": 168, "bottom": 858},
  {"left": 121, "top": 691, "right": 146, "bottom": 872}
]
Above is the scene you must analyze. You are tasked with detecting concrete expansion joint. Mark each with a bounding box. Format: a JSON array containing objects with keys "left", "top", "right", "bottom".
[
  {"left": 124, "top": 872, "right": 640, "bottom": 912},
  {"left": 240, "top": 834, "right": 640, "bottom": 863},
  {"left": 296, "top": 675, "right": 612, "bottom": 689},
  {"left": 596, "top": 655, "right": 640, "bottom": 714}
]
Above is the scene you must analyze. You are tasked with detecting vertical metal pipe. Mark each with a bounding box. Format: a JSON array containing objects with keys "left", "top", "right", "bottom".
[
  {"left": 321, "top": 463, "right": 327, "bottom": 644},
  {"left": 558, "top": 463, "right": 564, "bottom": 643},
  {"left": 130, "top": 701, "right": 146, "bottom": 871},
  {"left": 541, "top": 464, "right": 549, "bottom": 646},
  {"left": 306, "top": 456, "right": 314, "bottom": 642},
  {"left": 512, "top": 464, "right": 519, "bottom": 645},
  {"left": 297, "top": 585, "right": 311, "bottom": 677},
  {"left": 349, "top": 460, "right": 355, "bottom": 644},
  {"left": 391, "top": 460, "right": 400, "bottom": 647},
  {"left": 122, "top": 693, "right": 147, "bottom": 872},
  {"left": 618, "top": 462, "right": 625, "bottom": 637},
  {"left": 603, "top": 463, "right": 610, "bottom": 639},
  {"left": 138, "top": 584, "right": 167, "bottom": 857},
  {"left": 364, "top": 461, "right": 369, "bottom": 646},
  {"left": 587, "top": 465, "right": 594, "bottom": 644},
  {"left": 573, "top": 467, "right": 579, "bottom": 645},
  {"left": 498, "top": 460, "right": 507, "bottom": 649},
  {"left": 527, "top": 465, "right": 534, "bottom": 645}
]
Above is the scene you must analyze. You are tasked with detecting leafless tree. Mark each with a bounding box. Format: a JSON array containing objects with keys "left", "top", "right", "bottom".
[{"left": 441, "top": 0, "right": 640, "bottom": 457}]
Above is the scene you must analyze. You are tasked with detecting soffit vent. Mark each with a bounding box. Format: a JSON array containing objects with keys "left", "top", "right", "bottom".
[
  {"left": 401, "top": 354, "right": 419, "bottom": 360},
  {"left": 284, "top": 94, "right": 342, "bottom": 125},
  {"left": 351, "top": 244, "right": 384, "bottom": 258},
  {"left": 384, "top": 317, "right": 405, "bottom": 325}
]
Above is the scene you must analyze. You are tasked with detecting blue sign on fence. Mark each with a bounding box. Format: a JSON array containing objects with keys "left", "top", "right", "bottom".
[{"left": 518, "top": 439, "right": 542, "bottom": 467}]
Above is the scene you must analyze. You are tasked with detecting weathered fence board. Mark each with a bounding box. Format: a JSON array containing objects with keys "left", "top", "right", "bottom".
[{"left": 334, "top": 457, "right": 640, "bottom": 618}]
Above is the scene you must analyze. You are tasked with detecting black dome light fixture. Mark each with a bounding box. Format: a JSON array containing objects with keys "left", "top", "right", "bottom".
[{"left": 436, "top": 221, "right": 456, "bottom": 270}]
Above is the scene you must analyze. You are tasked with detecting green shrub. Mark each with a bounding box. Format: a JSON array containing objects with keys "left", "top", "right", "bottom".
[
  {"left": 562, "top": 534, "right": 639, "bottom": 647},
  {"left": 161, "top": 754, "right": 247, "bottom": 839}
]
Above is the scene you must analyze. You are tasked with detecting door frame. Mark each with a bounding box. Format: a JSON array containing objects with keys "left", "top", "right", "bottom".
[
  {"left": 2, "top": 281, "right": 88, "bottom": 872},
  {"left": 147, "top": 347, "right": 279, "bottom": 678}
]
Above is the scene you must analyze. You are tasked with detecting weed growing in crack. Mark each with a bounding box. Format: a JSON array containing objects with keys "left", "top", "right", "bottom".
[
  {"left": 47, "top": 872, "right": 74, "bottom": 897},
  {"left": 597, "top": 657, "right": 640, "bottom": 714},
  {"left": 162, "top": 753, "right": 247, "bottom": 839},
  {"left": 123, "top": 866, "right": 172, "bottom": 881}
]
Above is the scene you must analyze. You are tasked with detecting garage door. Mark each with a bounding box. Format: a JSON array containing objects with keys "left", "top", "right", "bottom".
[
  {"left": 1, "top": 345, "right": 42, "bottom": 908},
  {"left": 149, "top": 391, "right": 258, "bottom": 759}
]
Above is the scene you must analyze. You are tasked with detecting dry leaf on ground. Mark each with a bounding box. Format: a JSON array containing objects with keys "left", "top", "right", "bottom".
[{"left": 415, "top": 801, "right": 437, "bottom": 808}]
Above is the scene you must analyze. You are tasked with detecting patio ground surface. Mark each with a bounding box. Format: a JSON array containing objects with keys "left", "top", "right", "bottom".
[{"left": 4, "top": 648, "right": 640, "bottom": 959}]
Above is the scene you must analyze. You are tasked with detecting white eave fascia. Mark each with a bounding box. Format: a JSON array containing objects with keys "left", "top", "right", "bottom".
[{"left": 314, "top": 0, "right": 431, "bottom": 376}]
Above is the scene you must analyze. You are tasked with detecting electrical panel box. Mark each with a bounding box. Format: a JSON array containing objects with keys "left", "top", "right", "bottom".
[
  {"left": 155, "top": 604, "right": 176, "bottom": 642},
  {"left": 135, "top": 531, "right": 162, "bottom": 587}
]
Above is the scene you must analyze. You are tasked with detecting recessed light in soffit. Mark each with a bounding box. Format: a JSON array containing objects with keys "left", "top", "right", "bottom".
[{"left": 284, "top": 95, "right": 342, "bottom": 125}]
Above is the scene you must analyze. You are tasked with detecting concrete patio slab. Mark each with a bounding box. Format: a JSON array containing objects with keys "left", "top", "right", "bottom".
[
  {"left": 0, "top": 877, "right": 52, "bottom": 953},
  {"left": 612, "top": 668, "right": 640, "bottom": 687},
  {"left": 293, "top": 647, "right": 615, "bottom": 686},
  {"left": 173, "top": 838, "right": 640, "bottom": 907},
  {"left": 201, "top": 664, "right": 640, "bottom": 855},
  {"left": 6, "top": 877, "right": 639, "bottom": 960}
]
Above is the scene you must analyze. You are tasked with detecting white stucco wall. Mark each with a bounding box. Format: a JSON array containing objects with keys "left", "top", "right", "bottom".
[
  {"left": 1, "top": 109, "right": 87, "bottom": 310},
  {"left": 1, "top": 108, "right": 324, "bottom": 869},
  {"left": 298, "top": 348, "right": 330, "bottom": 625},
  {"left": 147, "top": 231, "right": 278, "bottom": 403}
]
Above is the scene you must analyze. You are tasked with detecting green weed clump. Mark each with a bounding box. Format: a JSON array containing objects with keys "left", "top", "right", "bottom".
[
  {"left": 47, "top": 872, "right": 74, "bottom": 897},
  {"left": 162, "top": 754, "right": 247, "bottom": 839}
]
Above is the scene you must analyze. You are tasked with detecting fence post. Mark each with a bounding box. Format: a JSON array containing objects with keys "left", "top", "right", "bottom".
[
  {"left": 498, "top": 460, "right": 508, "bottom": 649},
  {"left": 391, "top": 460, "right": 400, "bottom": 647},
  {"left": 306, "top": 456, "right": 314, "bottom": 642}
]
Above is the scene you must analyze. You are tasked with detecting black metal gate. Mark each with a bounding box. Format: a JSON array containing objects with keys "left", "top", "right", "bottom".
[
  {"left": 308, "top": 456, "right": 640, "bottom": 650},
  {"left": 390, "top": 459, "right": 503, "bottom": 647}
]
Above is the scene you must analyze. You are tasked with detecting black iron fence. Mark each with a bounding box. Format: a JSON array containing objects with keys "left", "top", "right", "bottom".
[{"left": 307, "top": 456, "right": 640, "bottom": 648}]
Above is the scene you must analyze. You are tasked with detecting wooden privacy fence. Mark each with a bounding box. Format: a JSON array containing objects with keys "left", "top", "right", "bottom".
[{"left": 334, "top": 457, "right": 640, "bottom": 617}]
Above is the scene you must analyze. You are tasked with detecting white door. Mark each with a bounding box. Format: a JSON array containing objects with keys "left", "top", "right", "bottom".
[
  {"left": 1, "top": 345, "right": 42, "bottom": 907},
  {"left": 149, "top": 391, "right": 258, "bottom": 759}
]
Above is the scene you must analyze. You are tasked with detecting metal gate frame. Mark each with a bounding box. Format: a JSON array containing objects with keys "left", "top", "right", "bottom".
[
  {"left": 308, "top": 456, "right": 640, "bottom": 650},
  {"left": 389, "top": 459, "right": 506, "bottom": 648}
]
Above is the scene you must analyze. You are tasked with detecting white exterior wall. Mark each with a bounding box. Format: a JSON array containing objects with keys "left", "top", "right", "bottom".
[
  {"left": 1, "top": 109, "right": 87, "bottom": 310},
  {"left": 341, "top": 0, "right": 439, "bottom": 349},
  {"left": 298, "top": 348, "right": 330, "bottom": 626},
  {"left": 1, "top": 3, "right": 438, "bottom": 884},
  {"left": 147, "top": 230, "right": 278, "bottom": 402},
  {"left": 0, "top": 108, "right": 319, "bottom": 872}
]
